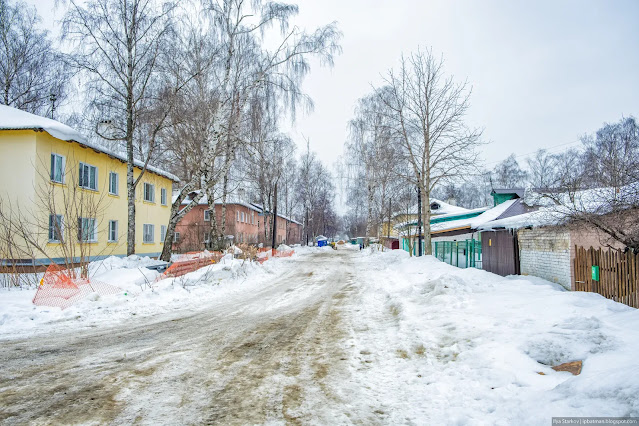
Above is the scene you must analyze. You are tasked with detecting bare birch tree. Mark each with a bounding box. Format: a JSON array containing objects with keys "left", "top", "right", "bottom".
[
  {"left": 378, "top": 48, "right": 483, "bottom": 254},
  {"left": 346, "top": 92, "right": 402, "bottom": 240},
  {"left": 160, "top": 0, "right": 340, "bottom": 260},
  {"left": 62, "top": 0, "right": 178, "bottom": 255},
  {"left": 0, "top": 0, "right": 69, "bottom": 115}
]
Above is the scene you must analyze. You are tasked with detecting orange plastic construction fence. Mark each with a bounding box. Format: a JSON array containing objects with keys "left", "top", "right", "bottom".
[
  {"left": 273, "top": 250, "right": 294, "bottom": 258},
  {"left": 158, "top": 251, "right": 224, "bottom": 280},
  {"left": 256, "top": 248, "right": 294, "bottom": 263},
  {"left": 32, "top": 264, "right": 122, "bottom": 310}
]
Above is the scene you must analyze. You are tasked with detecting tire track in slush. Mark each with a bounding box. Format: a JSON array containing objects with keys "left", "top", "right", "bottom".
[{"left": 0, "top": 249, "right": 360, "bottom": 425}]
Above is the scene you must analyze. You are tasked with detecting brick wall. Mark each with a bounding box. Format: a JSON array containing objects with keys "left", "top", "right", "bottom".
[{"left": 517, "top": 227, "right": 572, "bottom": 289}]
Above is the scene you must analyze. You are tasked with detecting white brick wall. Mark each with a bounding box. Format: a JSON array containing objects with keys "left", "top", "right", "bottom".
[{"left": 518, "top": 228, "right": 571, "bottom": 290}]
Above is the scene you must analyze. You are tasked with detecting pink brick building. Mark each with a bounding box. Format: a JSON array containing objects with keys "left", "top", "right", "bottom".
[{"left": 173, "top": 199, "right": 302, "bottom": 252}]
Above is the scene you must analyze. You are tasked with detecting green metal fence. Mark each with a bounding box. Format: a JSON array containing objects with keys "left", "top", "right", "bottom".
[{"left": 432, "top": 240, "right": 482, "bottom": 269}]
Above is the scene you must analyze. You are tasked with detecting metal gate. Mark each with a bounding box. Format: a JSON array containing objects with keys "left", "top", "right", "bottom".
[{"left": 481, "top": 230, "right": 520, "bottom": 276}]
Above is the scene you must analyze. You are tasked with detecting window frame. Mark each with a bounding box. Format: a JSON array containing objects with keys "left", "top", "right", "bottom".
[
  {"left": 160, "top": 188, "right": 167, "bottom": 206},
  {"left": 204, "top": 209, "right": 211, "bottom": 221},
  {"left": 48, "top": 214, "right": 63, "bottom": 242},
  {"left": 78, "top": 162, "right": 98, "bottom": 191},
  {"left": 108, "top": 220, "right": 118, "bottom": 242},
  {"left": 143, "top": 223, "right": 155, "bottom": 243},
  {"left": 50, "top": 153, "right": 65, "bottom": 184},
  {"left": 78, "top": 217, "right": 97, "bottom": 243},
  {"left": 108, "top": 172, "right": 119, "bottom": 195},
  {"left": 160, "top": 225, "right": 167, "bottom": 242},
  {"left": 143, "top": 183, "right": 155, "bottom": 203},
  {"left": 174, "top": 232, "right": 180, "bottom": 242}
]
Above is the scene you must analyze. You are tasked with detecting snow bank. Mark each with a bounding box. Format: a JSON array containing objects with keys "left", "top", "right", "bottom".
[
  {"left": 347, "top": 249, "right": 639, "bottom": 424},
  {"left": 0, "top": 254, "right": 290, "bottom": 340}
]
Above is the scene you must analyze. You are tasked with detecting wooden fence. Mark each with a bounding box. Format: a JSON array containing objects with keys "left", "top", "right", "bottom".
[{"left": 574, "top": 246, "right": 638, "bottom": 308}]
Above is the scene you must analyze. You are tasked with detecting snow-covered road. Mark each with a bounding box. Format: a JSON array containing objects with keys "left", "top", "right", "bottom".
[
  {"left": 1, "top": 246, "right": 638, "bottom": 425},
  {"left": 0, "top": 249, "right": 362, "bottom": 424}
]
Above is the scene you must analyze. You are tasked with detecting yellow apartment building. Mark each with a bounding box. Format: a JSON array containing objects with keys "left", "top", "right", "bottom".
[{"left": 0, "top": 105, "right": 179, "bottom": 266}]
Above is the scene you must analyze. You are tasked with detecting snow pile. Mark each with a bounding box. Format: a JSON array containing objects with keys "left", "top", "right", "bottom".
[
  {"left": 347, "top": 250, "right": 639, "bottom": 424},
  {"left": 89, "top": 255, "right": 166, "bottom": 274},
  {"left": 293, "top": 245, "right": 335, "bottom": 256},
  {"left": 0, "top": 254, "right": 288, "bottom": 340}
]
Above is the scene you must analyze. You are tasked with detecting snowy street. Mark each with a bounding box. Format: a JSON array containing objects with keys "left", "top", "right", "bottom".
[
  {"left": 1, "top": 247, "right": 638, "bottom": 425},
  {"left": 0, "top": 249, "right": 360, "bottom": 424}
]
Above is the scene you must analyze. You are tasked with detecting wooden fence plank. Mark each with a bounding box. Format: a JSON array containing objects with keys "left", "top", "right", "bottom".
[{"left": 574, "top": 246, "right": 637, "bottom": 309}]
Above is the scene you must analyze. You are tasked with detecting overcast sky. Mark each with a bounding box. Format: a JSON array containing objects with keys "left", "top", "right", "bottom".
[{"left": 27, "top": 0, "right": 639, "bottom": 169}]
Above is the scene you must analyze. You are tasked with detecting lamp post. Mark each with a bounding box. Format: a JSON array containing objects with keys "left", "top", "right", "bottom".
[{"left": 49, "top": 93, "right": 57, "bottom": 119}]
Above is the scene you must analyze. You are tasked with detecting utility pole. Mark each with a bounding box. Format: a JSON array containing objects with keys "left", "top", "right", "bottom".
[
  {"left": 417, "top": 182, "right": 423, "bottom": 257},
  {"left": 387, "top": 198, "right": 392, "bottom": 240},
  {"left": 271, "top": 181, "right": 278, "bottom": 254},
  {"left": 305, "top": 209, "right": 309, "bottom": 246}
]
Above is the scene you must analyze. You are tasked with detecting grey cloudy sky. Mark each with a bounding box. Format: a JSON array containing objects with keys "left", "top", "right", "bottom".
[{"left": 27, "top": 0, "right": 639, "bottom": 169}]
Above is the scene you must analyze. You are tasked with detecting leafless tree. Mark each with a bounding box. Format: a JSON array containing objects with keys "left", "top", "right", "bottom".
[
  {"left": 62, "top": 0, "right": 181, "bottom": 256},
  {"left": 346, "top": 92, "right": 402, "bottom": 239},
  {"left": 492, "top": 154, "right": 528, "bottom": 189},
  {"left": 378, "top": 47, "right": 483, "bottom": 254},
  {"left": 295, "top": 145, "right": 338, "bottom": 243},
  {"left": 160, "top": 0, "right": 340, "bottom": 260},
  {"left": 539, "top": 117, "right": 639, "bottom": 251},
  {"left": 526, "top": 149, "right": 562, "bottom": 190},
  {"left": 0, "top": 0, "right": 69, "bottom": 115}
]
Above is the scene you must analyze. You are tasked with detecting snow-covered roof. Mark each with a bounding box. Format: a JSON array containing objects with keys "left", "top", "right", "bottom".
[
  {"left": 175, "top": 192, "right": 303, "bottom": 224},
  {"left": 397, "top": 198, "right": 474, "bottom": 217},
  {"left": 430, "top": 199, "right": 473, "bottom": 215},
  {"left": 432, "top": 206, "right": 489, "bottom": 221},
  {"left": 431, "top": 199, "right": 518, "bottom": 233},
  {"left": 477, "top": 183, "right": 639, "bottom": 231},
  {"left": 0, "top": 105, "right": 179, "bottom": 182},
  {"left": 177, "top": 193, "right": 263, "bottom": 212}
]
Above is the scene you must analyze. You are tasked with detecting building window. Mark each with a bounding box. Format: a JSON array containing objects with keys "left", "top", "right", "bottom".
[
  {"left": 204, "top": 210, "right": 211, "bottom": 221},
  {"left": 78, "top": 162, "right": 97, "bottom": 190},
  {"left": 160, "top": 225, "right": 166, "bottom": 242},
  {"left": 78, "top": 217, "right": 97, "bottom": 242},
  {"left": 50, "top": 154, "right": 65, "bottom": 183},
  {"left": 143, "top": 224, "right": 155, "bottom": 243},
  {"left": 174, "top": 232, "right": 180, "bottom": 242},
  {"left": 161, "top": 188, "right": 167, "bottom": 205},
  {"left": 143, "top": 183, "right": 155, "bottom": 203},
  {"left": 236, "top": 211, "right": 239, "bottom": 222},
  {"left": 241, "top": 211, "right": 245, "bottom": 222},
  {"left": 108, "top": 220, "right": 118, "bottom": 242},
  {"left": 49, "top": 214, "right": 63, "bottom": 242},
  {"left": 108, "top": 172, "right": 118, "bottom": 195}
]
